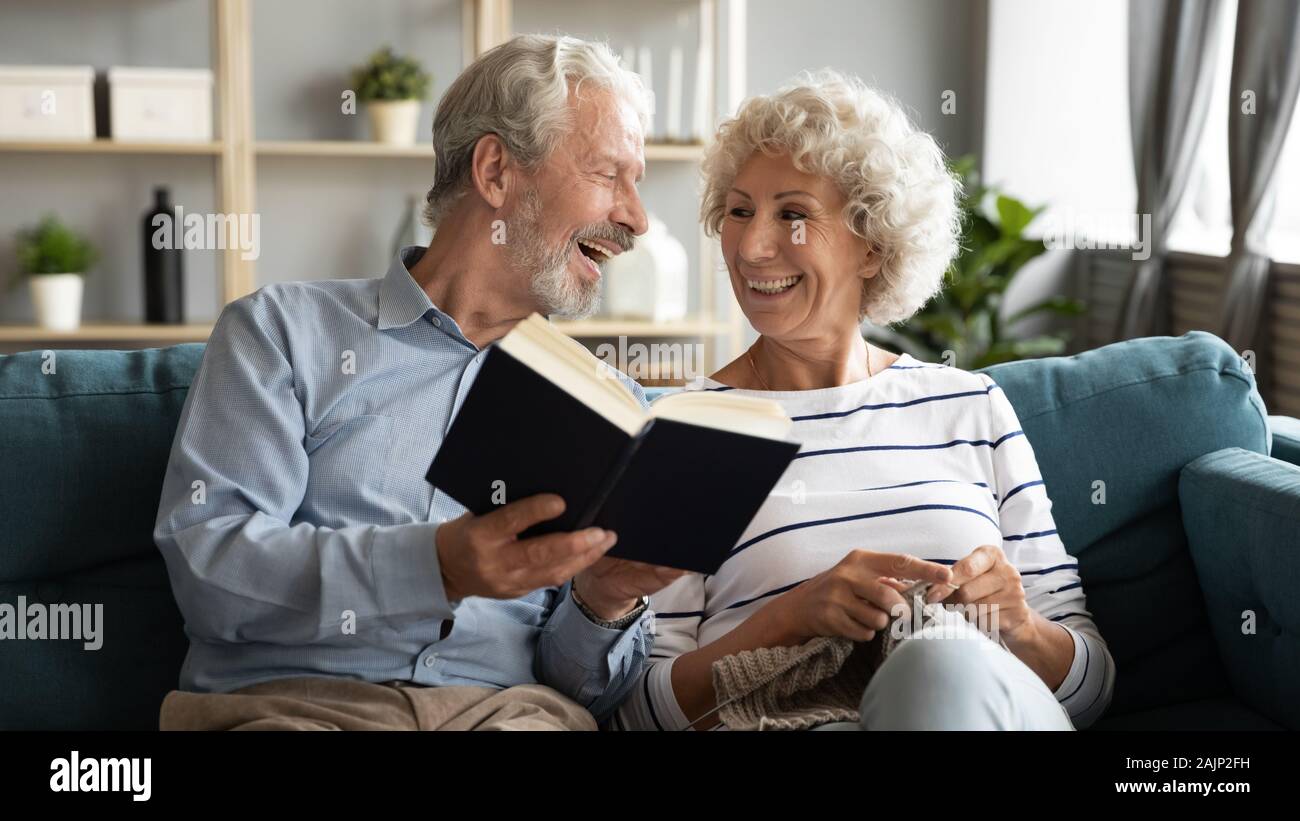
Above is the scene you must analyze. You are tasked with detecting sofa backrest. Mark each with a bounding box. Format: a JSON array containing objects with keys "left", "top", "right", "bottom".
[
  {"left": 0, "top": 344, "right": 204, "bottom": 729},
  {"left": 979, "top": 331, "right": 1269, "bottom": 715}
]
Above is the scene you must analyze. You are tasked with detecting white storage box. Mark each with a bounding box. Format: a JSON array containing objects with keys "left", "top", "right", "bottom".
[
  {"left": 0, "top": 65, "right": 96, "bottom": 141},
  {"left": 109, "top": 67, "right": 213, "bottom": 142}
]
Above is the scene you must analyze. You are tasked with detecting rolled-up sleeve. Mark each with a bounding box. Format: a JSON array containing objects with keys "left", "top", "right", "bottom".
[
  {"left": 535, "top": 581, "right": 653, "bottom": 723},
  {"left": 154, "top": 293, "right": 455, "bottom": 648}
]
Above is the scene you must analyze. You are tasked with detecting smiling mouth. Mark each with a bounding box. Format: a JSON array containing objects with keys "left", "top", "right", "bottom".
[
  {"left": 576, "top": 238, "right": 613, "bottom": 267},
  {"left": 745, "top": 274, "right": 803, "bottom": 295}
]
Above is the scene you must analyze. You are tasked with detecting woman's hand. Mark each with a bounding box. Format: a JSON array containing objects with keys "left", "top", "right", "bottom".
[
  {"left": 926, "top": 544, "right": 1036, "bottom": 646},
  {"left": 668, "top": 550, "right": 948, "bottom": 729},
  {"left": 754, "top": 550, "right": 952, "bottom": 646},
  {"left": 927, "top": 544, "right": 1077, "bottom": 690}
]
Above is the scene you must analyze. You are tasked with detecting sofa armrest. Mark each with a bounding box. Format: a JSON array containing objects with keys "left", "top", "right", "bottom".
[
  {"left": 1179, "top": 448, "right": 1300, "bottom": 730},
  {"left": 1270, "top": 415, "right": 1300, "bottom": 467}
]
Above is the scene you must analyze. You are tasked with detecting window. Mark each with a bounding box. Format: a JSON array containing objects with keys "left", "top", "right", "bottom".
[
  {"left": 1268, "top": 97, "right": 1300, "bottom": 262},
  {"left": 1170, "top": 0, "right": 1300, "bottom": 263},
  {"left": 1167, "top": 0, "right": 1235, "bottom": 257}
]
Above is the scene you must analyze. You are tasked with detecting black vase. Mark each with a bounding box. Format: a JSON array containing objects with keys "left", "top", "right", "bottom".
[{"left": 143, "top": 186, "right": 184, "bottom": 324}]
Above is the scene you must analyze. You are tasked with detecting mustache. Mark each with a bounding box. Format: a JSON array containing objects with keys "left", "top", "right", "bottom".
[{"left": 573, "top": 222, "right": 635, "bottom": 253}]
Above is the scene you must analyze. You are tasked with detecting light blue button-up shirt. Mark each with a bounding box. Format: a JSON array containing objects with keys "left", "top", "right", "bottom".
[{"left": 154, "top": 246, "right": 653, "bottom": 721}]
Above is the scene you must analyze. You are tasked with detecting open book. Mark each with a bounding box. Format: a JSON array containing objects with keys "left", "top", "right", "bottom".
[{"left": 426, "top": 313, "right": 800, "bottom": 574}]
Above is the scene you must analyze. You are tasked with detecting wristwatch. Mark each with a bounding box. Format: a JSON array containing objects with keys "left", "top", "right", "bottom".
[{"left": 570, "top": 586, "right": 649, "bottom": 630}]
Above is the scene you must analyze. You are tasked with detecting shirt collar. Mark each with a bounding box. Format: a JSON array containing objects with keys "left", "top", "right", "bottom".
[
  {"left": 377, "top": 246, "right": 439, "bottom": 331},
  {"left": 378, "top": 246, "right": 480, "bottom": 351}
]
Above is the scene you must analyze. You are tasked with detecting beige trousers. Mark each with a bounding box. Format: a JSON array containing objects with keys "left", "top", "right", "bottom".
[{"left": 159, "top": 677, "right": 597, "bottom": 731}]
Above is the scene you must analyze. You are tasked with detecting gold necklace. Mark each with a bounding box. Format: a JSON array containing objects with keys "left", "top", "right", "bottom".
[
  {"left": 746, "top": 347, "right": 772, "bottom": 390},
  {"left": 745, "top": 343, "right": 873, "bottom": 390}
]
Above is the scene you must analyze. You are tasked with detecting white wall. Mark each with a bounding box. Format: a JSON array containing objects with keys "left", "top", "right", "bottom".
[{"left": 748, "top": 0, "right": 985, "bottom": 159}]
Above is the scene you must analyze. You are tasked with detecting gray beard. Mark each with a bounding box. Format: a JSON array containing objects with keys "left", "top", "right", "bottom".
[{"left": 513, "top": 189, "right": 601, "bottom": 319}]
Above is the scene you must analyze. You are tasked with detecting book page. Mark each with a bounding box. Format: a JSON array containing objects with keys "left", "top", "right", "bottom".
[
  {"left": 650, "top": 391, "right": 793, "bottom": 441},
  {"left": 497, "top": 314, "right": 646, "bottom": 435}
]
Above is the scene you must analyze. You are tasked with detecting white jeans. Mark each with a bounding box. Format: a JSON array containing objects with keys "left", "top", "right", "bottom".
[{"left": 818, "top": 618, "right": 1075, "bottom": 731}]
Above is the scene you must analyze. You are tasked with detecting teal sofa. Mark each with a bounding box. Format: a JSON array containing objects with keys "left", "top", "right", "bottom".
[{"left": 1, "top": 331, "right": 1297, "bottom": 730}]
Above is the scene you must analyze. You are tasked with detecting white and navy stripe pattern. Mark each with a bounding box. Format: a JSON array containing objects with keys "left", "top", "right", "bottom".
[{"left": 617, "top": 354, "right": 1114, "bottom": 730}]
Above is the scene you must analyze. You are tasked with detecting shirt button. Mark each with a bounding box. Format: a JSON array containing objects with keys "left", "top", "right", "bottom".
[
  {"left": 432, "top": 317, "right": 442, "bottom": 327},
  {"left": 424, "top": 655, "right": 437, "bottom": 668}
]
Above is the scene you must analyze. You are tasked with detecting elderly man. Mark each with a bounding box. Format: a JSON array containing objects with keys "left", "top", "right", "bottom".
[{"left": 154, "top": 34, "right": 681, "bottom": 731}]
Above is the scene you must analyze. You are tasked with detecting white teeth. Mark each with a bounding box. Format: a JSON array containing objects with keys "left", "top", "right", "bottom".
[
  {"left": 577, "top": 239, "right": 610, "bottom": 263},
  {"left": 746, "top": 275, "right": 802, "bottom": 294}
]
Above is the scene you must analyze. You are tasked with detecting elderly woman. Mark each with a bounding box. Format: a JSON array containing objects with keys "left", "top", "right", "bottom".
[{"left": 615, "top": 70, "right": 1114, "bottom": 731}]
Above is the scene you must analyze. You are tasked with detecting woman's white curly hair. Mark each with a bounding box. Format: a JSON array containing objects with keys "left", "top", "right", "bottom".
[{"left": 701, "top": 69, "right": 961, "bottom": 325}]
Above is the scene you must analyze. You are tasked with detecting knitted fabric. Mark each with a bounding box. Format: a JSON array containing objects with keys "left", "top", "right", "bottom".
[{"left": 710, "top": 590, "right": 959, "bottom": 731}]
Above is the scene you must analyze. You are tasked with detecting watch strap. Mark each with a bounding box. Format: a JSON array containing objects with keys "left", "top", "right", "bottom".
[{"left": 571, "top": 586, "right": 648, "bottom": 630}]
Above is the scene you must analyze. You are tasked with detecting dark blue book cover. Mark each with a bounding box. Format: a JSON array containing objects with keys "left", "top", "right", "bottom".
[{"left": 427, "top": 345, "right": 798, "bottom": 574}]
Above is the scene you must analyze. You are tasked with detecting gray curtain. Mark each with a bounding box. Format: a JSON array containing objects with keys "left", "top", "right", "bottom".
[
  {"left": 1218, "top": 0, "right": 1300, "bottom": 352},
  {"left": 1119, "top": 0, "right": 1225, "bottom": 339}
]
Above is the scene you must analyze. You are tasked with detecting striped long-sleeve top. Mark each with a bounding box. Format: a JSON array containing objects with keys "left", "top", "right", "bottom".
[{"left": 615, "top": 353, "right": 1115, "bottom": 730}]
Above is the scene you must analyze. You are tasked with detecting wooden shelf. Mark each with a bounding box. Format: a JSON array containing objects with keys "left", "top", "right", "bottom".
[
  {"left": 644, "top": 141, "right": 706, "bottom": 161},
  {"left": 253, "top": 139, "right": 704, "bottom": 161},
  {"left": 0, "top": 318, "right": 728, "bottom": 344},
  {"left": 0, "top": 139, "right": 223, "bottom": 156},
  {"left": 256, "top": 140, "right": 434, "bottom": 158},
  {"left": 0, "top": 323, "right": 214, "bottom": 343},
  {"left": 553, "top": 317, "right": 732, "bottom": 337}
]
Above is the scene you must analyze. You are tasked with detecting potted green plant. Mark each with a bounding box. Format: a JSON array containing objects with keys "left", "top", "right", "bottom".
[
  {"left": 12, "top": 215, "right": 97, "bottom": 332},
  {"left": 350, "top": 46, "right": 431, "bottom": 146},
  {"left": 868, "top": 155, "right": 1085, "bottom": 369}
]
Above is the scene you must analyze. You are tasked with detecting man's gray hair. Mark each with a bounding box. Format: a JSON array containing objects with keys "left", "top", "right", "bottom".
[{"left": 423, "top": 34, "right": 651, "bottom": 227}]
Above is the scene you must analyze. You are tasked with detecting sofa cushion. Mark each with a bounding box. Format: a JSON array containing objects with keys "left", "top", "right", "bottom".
[
  {"left": 1179, "top": 447, "right": 1300, "bottom": 730},
  {"left": 0, "top": 558, "right": 188, "bottom": 729},
  {"left": 0, "top": 344, "right": 205, "bottom": 580},
  {"left": 1090, "top": 696, "right": 1283, "bottom": 730},
  {"left": 0, "top": 344, "right": 203, "bottom": 729},
  {"left": 977, "top": 332, "right": 1263, "bottom": 717},
  {"left": 978, "top": 331, "right": 1269, "bottom": 549},
  {"left": 1270, "top": 414, "right": 1300, "bottom": 466},
  {"left": 979, "top": 331, "right": 1269, "bottom": 717}
]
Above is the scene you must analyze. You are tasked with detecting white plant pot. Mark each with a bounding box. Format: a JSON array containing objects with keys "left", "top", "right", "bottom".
[
  {"left": 366, "top": 100, "right": 421, "bottom": 146},
  {"left": 29, "top": 273, "right": 84, "bottom": 332}
]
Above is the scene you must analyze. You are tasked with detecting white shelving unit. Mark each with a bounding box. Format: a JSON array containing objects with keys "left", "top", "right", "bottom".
[
  {"left": 0, "top": 0, "right": 748, "bottom": 376},
  {"left": 0, "top": 139, "right": 224, "bottom": 156}
]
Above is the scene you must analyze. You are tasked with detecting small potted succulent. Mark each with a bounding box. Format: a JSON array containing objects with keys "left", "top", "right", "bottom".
[
  {"left": 350, "top": 46, "right": 431, "bottom": 146},
  {"left": 12, "top": 215, "right": 96, "bottom": 332}
]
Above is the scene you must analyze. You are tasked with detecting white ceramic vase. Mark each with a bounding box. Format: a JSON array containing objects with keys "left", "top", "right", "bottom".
[
  {"left": 602, "top": 216, "right": 689, "bottom": 322},
  {"left": 29, "top": 273, "right": 84, "bottom": 332},
  {"left": 366, "top": 100, "right": 421, "bottom": 146}
]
